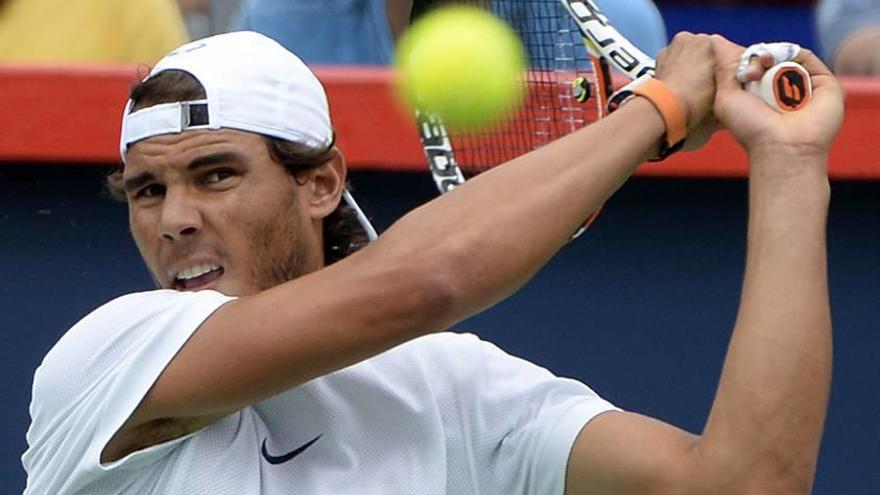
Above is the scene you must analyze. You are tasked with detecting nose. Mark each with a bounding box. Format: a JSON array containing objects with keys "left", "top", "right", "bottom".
[{"left": 158, "top": 188, "right": 202, "bottom": 241}]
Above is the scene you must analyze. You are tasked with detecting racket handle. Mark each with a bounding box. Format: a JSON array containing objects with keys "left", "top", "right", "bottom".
[{"left": 746, "top": 61, "right": 812, "bottom": 112}]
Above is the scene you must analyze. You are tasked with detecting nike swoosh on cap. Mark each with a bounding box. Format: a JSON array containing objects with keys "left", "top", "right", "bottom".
[{"left": 261, "top": 435, "right": 322, "bottom": 465}]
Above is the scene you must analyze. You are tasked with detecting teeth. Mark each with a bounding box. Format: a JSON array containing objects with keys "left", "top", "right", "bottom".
[{"left": 176, "top": 263, "right": 220, "bottom": 281}]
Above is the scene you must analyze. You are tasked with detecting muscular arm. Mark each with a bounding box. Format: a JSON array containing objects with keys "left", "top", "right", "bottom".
[
  {"left": 701, "top": 153, "right": 831, "bottom": 491},
  {"left": 105, "top": 84, "right": 671, "bottom": 460},
  {"left": 567, "top": 156, "right": 831, "bottom": 495},
  {"left": 166, "top": 95, "right": 665, "bottom": 411},
  {"left": 566, "top": 40, "right": 841, "bottom": 495}
]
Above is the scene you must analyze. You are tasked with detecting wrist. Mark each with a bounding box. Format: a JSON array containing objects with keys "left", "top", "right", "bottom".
[
  {"left": 620, "top": 97, "right": 666, "bottom": 159},
  {"left": 611, "top": 77, "right": 689, "bottom": 161},
  {"left": 655, "top": 78, "right": 695, "bottom": 127},
  {"left": 748, "top": 150, "right": 830, "bottom": 189},
  {"left": 634, "top": 78, "right": 688, "bottom": 161},
  {"left": 748, "top": 142, "right": 831, "bottom": 163}
]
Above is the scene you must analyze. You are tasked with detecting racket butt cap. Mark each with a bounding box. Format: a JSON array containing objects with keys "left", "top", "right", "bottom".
[{"left": 746, "top": 61, "right": 812, "bottom": 112}]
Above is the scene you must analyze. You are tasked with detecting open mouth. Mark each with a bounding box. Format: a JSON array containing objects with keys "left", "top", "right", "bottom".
[{"left": 173, "top": 263, "right": 224, "bottom": 291}]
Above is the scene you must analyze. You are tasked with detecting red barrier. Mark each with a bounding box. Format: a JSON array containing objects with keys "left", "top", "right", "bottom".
[{"left": 0, "top": 65, "right": 877, "bottom": 179}]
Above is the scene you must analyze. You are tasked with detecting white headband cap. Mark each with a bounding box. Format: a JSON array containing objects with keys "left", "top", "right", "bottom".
[
  {"left": 120, "top": 31, "right": 332, "bottom": 158},
  {"left": 118, "top": 32, "right": 377, "bottom": 241}
]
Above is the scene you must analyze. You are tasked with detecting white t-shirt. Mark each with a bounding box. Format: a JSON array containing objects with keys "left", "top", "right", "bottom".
[{"left": 23, "top": 290, "right": 617, "bottom": 494}]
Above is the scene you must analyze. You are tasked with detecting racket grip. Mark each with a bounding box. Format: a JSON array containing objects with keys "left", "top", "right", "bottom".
[{"left": 746, "top": 61, "right": 812, "bottom": 112}]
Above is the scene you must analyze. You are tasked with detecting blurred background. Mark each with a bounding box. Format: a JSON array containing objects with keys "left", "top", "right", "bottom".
[{"left": 1, "top": 0, "right": 878, "bottom": 493}]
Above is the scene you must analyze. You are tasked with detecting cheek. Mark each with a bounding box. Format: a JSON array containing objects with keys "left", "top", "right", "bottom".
[
  {"left": 215, "top": 193, "right": 296, "bottom": 259},
  {"left": 129, "top": 208, "right": 156, "bottom": 257},
  {"left": 241, "top": 196, "right": 311, "bottom": 279},
  {"left": 243, "top": 195, "right": 301, "bottom": 249}
]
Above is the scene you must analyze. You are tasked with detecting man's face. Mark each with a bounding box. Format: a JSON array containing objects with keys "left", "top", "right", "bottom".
[{"left": 123, "top": 129, "right": 328, "bottom": 296}]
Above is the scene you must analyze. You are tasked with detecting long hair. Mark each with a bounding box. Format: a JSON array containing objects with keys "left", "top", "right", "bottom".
[{"left": 108, "top": 70, "right": 369, "bottom": 264}]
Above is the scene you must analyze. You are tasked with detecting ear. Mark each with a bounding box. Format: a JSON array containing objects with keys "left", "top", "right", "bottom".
[{"left": 304, "top": 149, "right": 347, "bottom": 221}]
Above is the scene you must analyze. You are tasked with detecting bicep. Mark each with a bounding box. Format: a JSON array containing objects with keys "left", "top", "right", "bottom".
[{"left": 566, "top": 411, "right": 706, "bottom": 495}]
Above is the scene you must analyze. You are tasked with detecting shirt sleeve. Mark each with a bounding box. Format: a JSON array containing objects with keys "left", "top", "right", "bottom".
[
  {"left": 440, "top": 334, "right": 619, "bottom": 495},
  {"left": 23, "top": 290, "right": 234, "bottom": 494}
]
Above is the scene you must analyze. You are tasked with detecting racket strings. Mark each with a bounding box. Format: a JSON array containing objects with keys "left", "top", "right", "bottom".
[{"left": 448, "top": 0, "right": 603, "bottom": 176}]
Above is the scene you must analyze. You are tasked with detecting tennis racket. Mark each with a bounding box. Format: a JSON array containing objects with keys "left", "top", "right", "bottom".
[
  {"left": 411, "top": 0, "right": 811, "bottom": 238},
  {"left": 411, "top": 0, "right": 648, "bottom": 237}
]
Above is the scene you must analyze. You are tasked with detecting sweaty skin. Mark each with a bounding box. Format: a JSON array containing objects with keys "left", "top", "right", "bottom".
[
  {"left": 565, "top": 36, "right": 840, "bottom": 495},
  {"left": 105, "top": 32, "right": 841, "bottom": 495},
  {"left": 124, "top": 130, "right": 327, "bottom": 296}
]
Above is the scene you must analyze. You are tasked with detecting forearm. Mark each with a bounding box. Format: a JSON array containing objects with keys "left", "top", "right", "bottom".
[
  {"left": 700, "top": 152, "right": 832, "bottom": 492},
  {"left": 186, "top": 99, "right": 663, "bottom": 414},
  {"left": 239, "top": 99, "right": 663, "bottom": 405},
  {"left": 135, "top": 99, "right": 664, "bottom": 426},
  {"left": 374, "top": 98, "right": 664, "bottom": 322}
]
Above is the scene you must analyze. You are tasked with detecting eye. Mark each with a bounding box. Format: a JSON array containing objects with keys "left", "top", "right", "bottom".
[
  {"left": 134, "top": 183, "right": 165, "bottom": 199},
  {"left": 205, "top": 169, "right": 236, "bottom": 184}
]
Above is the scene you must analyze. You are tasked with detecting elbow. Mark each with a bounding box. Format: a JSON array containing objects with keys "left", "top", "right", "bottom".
[
  {"left": 413, "top": 262, "right": 459, "bottom": 329},
  {"left": 690, "top": 440, "right": 818, "bottom": 495},
  {"left": 394, "top": 239, "right": 484, "bottom": 331},
  {"left": 378, "top": 255, "right": 458, "bottom": 334},
  {"left": 702, "top": 457, "right": 817, "bottom": 495},
  {"left": 746, "top": 456, "right": 817, "bottom": 495},
  {"left": 366, "top": 220, "right": 499, "bottom": 332},
  {"left": 416, "top": 236, "right": 500, "bottom": 323}
]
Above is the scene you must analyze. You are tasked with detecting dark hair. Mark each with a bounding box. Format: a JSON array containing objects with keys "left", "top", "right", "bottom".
[{"left": 108, "top": 70, "right": 369, "bottom": 264}]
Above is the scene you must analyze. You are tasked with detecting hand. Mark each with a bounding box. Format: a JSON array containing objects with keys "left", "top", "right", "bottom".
[
  {"left": 711, "top": 36, "right": 845, "bottom": 159},
  {"left": 654, "top": 32, "right": 719, "bottom": 151}
]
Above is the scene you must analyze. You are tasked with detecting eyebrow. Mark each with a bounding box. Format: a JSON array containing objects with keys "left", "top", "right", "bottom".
[
  {"left": 186, "top": 151, "right": 243, "bottom": 172},
  {"left": 123, "top": 171, "right": 156, "bottom": 194},
  {"left": 123, "top": 151, "right": 244, "bottom": 193}
]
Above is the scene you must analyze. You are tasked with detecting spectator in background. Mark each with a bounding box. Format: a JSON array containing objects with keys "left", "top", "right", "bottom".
[
  {"left": 817, "top": 0, "right": 880, "bottom": 75},
  {"left": 178, "top": 0, "right": 242, "bottom": 40},
  {"left": 232, "top": 0, "right": 667, "bottom": 66},
  {"left": 233, "top": 0, "right": 404, "bottom": 65},
  {"left": 0, "top": 0, "right": 188, "bottom": 64}
]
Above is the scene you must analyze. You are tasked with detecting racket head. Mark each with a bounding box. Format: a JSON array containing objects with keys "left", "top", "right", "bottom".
[
  {"left": 415, "top": 1, "right": 614, "bottom": 186},
  {"left": 412, "top": 0, "right": 657, "bottom": 238}
]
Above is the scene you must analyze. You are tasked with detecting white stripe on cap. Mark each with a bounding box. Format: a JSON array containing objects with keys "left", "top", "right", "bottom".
[{"left": 121, "top": 100, "right": 214, "bottom": 155}]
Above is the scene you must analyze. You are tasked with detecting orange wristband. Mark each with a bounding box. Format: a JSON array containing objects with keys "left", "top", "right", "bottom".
[{"left": 633, "top": 78, "right": 688, "bottom": 159}]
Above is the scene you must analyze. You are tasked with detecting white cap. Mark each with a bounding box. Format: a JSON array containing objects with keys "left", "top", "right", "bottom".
[
  {"left": 119, "top": 31, "right": 377, "bottom": 240},
  {"left": 121, "top": 31, "right": 332, "bottom": 155}
]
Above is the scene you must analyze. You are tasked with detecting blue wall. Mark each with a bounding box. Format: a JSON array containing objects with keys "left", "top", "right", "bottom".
[
  {"left": 658, "top": 4, "right": 817, "bottom": 51},
  {"left": 2, "top": 164, "right": 877, "bottom": 493}
]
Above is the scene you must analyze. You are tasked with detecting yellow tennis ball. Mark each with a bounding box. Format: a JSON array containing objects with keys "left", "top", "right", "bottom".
[{"left": 394, "top": 6, "right": 526, "bottom": 130}]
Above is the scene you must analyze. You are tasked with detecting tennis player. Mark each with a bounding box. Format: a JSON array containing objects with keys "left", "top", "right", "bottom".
[{"left": 22, "top": 30, "right": 842, "bottom": 495}]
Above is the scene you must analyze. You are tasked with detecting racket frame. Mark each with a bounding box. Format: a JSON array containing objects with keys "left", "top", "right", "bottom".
[{"left": 412, "top": 0, "right": 661, "bottom": 234}]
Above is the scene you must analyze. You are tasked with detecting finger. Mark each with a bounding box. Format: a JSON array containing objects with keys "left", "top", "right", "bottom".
[
  {"left": 742, "top": 42, "right": 802, "bottom": 65},
  {"left": 736, "top": 42, "right": 801, "bottom": 82},
  {"left": 793, "top": 48, "right": 833, "bottom": 79},
  {"left": 745, "top": 53, "right": 778, "bottom": 82},
  {"left": 711, "top": 35, "right": 745, "bottom": 91},
  {"left": 793, "top": 48, "right": 844, "bottom": 101},
  {"left": 742, "top": 54, "right": 771, "bottom": 83}
]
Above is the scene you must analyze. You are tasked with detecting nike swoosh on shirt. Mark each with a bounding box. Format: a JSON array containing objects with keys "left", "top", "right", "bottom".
[{"left": 261, "top": 435, "right": 322, "bottom": 465}]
